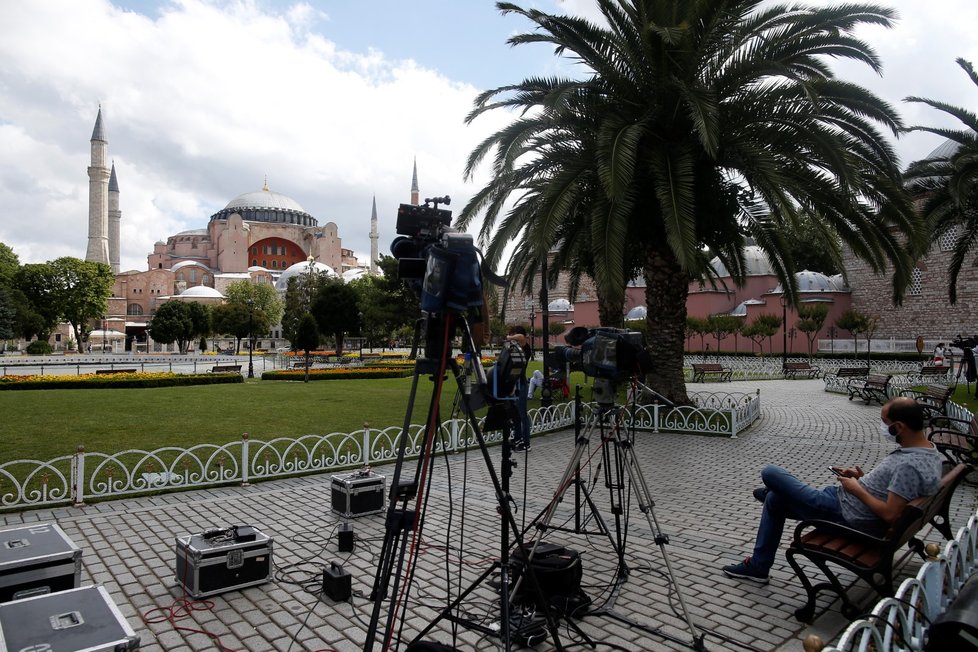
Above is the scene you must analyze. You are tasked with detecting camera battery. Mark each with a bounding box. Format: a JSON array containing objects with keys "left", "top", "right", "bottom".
[
  {"left": 0, "top": 522, "right": 81, "bottom": 603},
  {"left": 337, "top": 523, "right": 354, "bottom": 552},
  {"left": 331, "top": 471, "right": 385, "bottom": 518},
  {"left": 322, "top": 562, "right": 351, "bottom": 601}
]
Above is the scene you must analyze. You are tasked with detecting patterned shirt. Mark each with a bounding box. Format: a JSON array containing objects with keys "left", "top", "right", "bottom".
[{"left": 839, "top": 446, "right": 943, "bottom": 534}]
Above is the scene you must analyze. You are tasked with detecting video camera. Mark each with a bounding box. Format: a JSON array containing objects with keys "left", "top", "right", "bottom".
[
  {"left": 951, "top": 334, "right": 978, "bottom": 351},
  {"left": 390, "top": 197, "right": 483, "bottom": 315},
  {"left": 552, "top": 326, "right": 651, "bottom": 381}
]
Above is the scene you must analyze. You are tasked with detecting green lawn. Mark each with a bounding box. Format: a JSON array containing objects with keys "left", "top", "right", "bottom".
[{"left": 0, "top": 364, "right": 585, "bottom": 461}]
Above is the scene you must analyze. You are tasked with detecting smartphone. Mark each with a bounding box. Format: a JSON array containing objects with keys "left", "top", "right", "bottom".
[{"left": 829, "top": 466, "right": 844, "bottom": 477}]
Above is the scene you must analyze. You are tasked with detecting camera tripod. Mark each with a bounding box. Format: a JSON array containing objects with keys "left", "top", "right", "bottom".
[
  {"left": 522, "top": 380, "right": 705, "bottom": 650},
  {"left": 363, "top": 311, "right": 572, "bottom": 652}
]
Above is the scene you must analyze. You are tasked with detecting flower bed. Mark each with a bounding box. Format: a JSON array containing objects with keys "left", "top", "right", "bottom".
[
  {"left": 262, "top": 367, "right": 413, "bottom": 381},
  {"left": 0, "top": 372, "right": 243, "bottom": 390}
]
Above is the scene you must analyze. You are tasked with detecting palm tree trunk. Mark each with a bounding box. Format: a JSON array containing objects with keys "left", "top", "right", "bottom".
[
  {"left": 597, "top": 293, "right": 624, "bottom": 328},
  {"left": 642, "top": 247, "right": 691, "bottom": 405}
]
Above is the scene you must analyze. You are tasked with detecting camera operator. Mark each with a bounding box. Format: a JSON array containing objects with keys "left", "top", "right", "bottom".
[{"left": 506, "top": 326, "right": 532, "bottom": 451}]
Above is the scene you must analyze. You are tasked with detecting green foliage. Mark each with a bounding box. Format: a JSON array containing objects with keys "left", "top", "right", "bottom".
[
  {"left": 0, "top": 242, "right": 18, "bottom": 282},
  {"left": 149, "top": 301, "right": 196, "bottom": 353},
  {"left": 199, "top": 336, "right": 207, "bottom": 352},
  {"left": 349, "top": 255, "right": 420, "bottom": 347},
  {"left": 458, "top": 0, "right": 920, "bottom": 403},
  {"left": 26, "top": 340, "right": 52, "bottom": 355},
  {"left": 262, "top": 368, "right": 413, "bottom": 381},
  {"left": 548, "top": 321, "right": 566, "bottom": 337},
  {"left": 223, "top": 280, "right": 283, "bottom": 332},
  {"left": 0, "top": 285, "right": 14, "bottom": 342},
  {"left": 311, "top": 278, "right": 360, "bottom": 355},
  {"left": 281, "top": 267, "right": 332, "bottom": 346},
  {"left": 796, "top": 304, "right": 830, "bottom": 358},
  {"left": 685, "top": 316, "right": 708, "bottom": 351},
  {"left": 904, "top": 58, "right": 978, "bottom": 303},
  {"left": 294, "top": 313, "right": 320, "bottom": 382},
  {"left": 0, "top": 373, "right": 242, "bottom": 391},
  {"left": 741, "top": 313, "right": 782, "bottom": 356},
  {"left": 50, "top": 258, "right": 115, "bottom": 350},
  {"left": 706, "top": 314, "right": 742, "bottom": 351}
]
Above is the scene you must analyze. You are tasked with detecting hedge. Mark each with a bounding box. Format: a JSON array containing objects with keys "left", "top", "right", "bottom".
[
  {"left": 262, "top": 367, "right": 413, "bottom": 381},
  {"left": 0, "top": 372, "right": 244, "bottom": 391}
]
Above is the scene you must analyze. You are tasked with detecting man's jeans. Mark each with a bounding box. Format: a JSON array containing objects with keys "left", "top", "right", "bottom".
[{"left": 752, "top": 465, "right": 846, "bottom": 571}]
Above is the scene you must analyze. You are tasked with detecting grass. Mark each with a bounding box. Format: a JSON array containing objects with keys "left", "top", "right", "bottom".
[{"left": 0, "top": 364, "right": 587, "bottom": 461}]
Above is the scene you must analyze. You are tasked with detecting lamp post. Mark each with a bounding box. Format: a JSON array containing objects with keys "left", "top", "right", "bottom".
[
  {"left": 529, "top": 306, "right": 536, "bottom": 353},
  {"left": 789, "top": 328, "right": 797, "bottom": 354},
  {"left": 780, "top": 294, "right": 788, "bottom": 371},
  {"left": 540, "top": 256, "right": 551, "bottom": 408},
  {"left": 246, "top": 299, "right": 255, "bottom": 379},
  {"left": 102, "top": 318, "right": 107, "bottom": 354},
  {"left": 828, "top": 326, "right": 837, "bottom": 354}
]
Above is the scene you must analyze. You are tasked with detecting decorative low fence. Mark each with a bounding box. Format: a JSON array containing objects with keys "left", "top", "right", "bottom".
[
  {"left": 821, "top": 508, "right": 978, "bottom": 652},
  {"left": 0, "top": 390, "right": 760, "bottom": 512}
]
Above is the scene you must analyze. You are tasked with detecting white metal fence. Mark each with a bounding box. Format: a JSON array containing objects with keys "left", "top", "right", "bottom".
[{"left": 0, "top": 392, "right": 761, "bottom": 512}]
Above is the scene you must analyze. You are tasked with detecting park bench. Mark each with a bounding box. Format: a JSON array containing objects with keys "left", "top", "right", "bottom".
[
  {"left": 822, "top": 366, "right": 869, "bottom": 393},
  {"left": 785, "top": 463, "right": 969, "bottom": 622},
  {"left": 95, "top": 368, "right": 137, "bottom": 375},
  {"left": 210, "top": 364, "right": 242, "bottom": 373},
  {"left": 834, "top": 366, "right": 870, "bottom": 380},
  {"left": 691, "top": 363, "right": 732, "bottom": 382},
  {"left": 783, "top": 361, "right": 822, "bottom": 379},
  {"left": 848, "top": 373, "right": 892, "bottom": 405},
  {"left": 906, "top": 364, "right": 953, "bottom": 384},
  {"left": 900, "top": 384, "right": 954, "bottom": 421},
  {"left": 928, "top": 414, "right": 978, "bottom": 481}
]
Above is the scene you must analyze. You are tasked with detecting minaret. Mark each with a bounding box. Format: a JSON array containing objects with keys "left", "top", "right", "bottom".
[
  {"left": 85, "top": 107, "right": 110, "bottom": 266},
  {"left": 369, "top": 195, "right": 379, "bottom": 275},
  {"left": 108, "top": 162, "right": 121, "bottom": 273},
  {"left": 410, "top": 157, "right": 419, "bottom": 206}
]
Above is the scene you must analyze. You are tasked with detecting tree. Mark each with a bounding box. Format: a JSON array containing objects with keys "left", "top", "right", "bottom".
[
  {"left": 224, "top": 280, "right": 284, "bottom": 334},
  {"left": 14, "top": 263, "right": 61, "bottom": 339},
  {"left": 281, "top": 267, "right": 331, "bottom": 348},
  {"left": 350, "top": 255, "right": 420, "bottom": 348},
  {"left": 294, "top": 313, "right": 321, "bottom": 383},
  {"left": 0, "top": 242, "right": 19, "bottom": 283},
  {"left": 211, "top": 303, "right": 256, "bottom": 354},
  {"left": 150, "top": 301, "right": 195, "bottom": 353},
  {"left": 706, "top": 315, "right": 741, "bottom": 356},
  {"left": 46, "top": 258, "right": 114, "bottom": 350},
  {"left": 0, "top": 285, "right": 14, "bottom": 349},
  {"left": 459, "top": 1, "right": 919, "bottom": 404},
  {"left": 311, "top": 278, "right": 360, "bottom": 355},
  {"left": 904, "top": 58, "right": 978, "bottom": 304},
  {"left": 795, "top": 304, "right": 830, "bottom": 359},
  {"left": 685, "top": 316, "right": 708, "bottom": 353},
  {"left": 836, "top": 309, "right": 869, "bottom": 356},
  {"left": 741, "top": 314, "right": 781, "bottom": 357}
]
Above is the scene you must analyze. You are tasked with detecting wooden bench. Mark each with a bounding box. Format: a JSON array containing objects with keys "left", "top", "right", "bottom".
[
  {"left": 783, "top": 361, "right": 822, "bottom": 379},
  {"left": 95, "top": 368, "right": 137, "bottom": 375},
  {"left": 928, "top": 414, "right": 978, "bottom": 476},
  {"left": 210, "top": 364, "right": 242, "bottom": 373},
  {"left": 691, "top": 363, "right": 732, "bottom": 382},
  {"left": 906, "top": 364, "right": 953, "bottom": 384},
  {"left": 785, "top": 463, "right": 969, "bottom": 621},
  {"left": 900, "top": 384, "right": 954, "bottom": 420},
  {"left": 835, "top": 366, "right": 870, "bottom": 379},
  {"left": 848, "top": 373, "right": 892, "bottom": 405}
]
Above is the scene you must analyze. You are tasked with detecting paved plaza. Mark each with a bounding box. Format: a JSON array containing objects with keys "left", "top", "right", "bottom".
[{"left": 2, "top": 379, "right": 976, "bottom": 651}]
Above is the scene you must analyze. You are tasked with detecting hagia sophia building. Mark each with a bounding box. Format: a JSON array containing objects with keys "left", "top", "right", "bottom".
[{"left": 85, "top": 107, "right": 396, "bottom": 352}]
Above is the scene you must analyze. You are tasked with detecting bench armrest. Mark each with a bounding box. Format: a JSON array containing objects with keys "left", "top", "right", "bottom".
[
  {"left": 790, "top": 518, "right": 889, "bottom": 548},
  {"left": 928, "top": 428, "right": 978, "bottom": 447},
  {"left": 928, "top": 415, "right": 973, "bottom": 430},
  {"left": 899, "top": 388, "right": 924, "bottom": 399}
]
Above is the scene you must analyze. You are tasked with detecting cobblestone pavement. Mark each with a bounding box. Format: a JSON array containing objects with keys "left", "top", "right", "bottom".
[{"left": 2, "top": 380, "right": 976, "bottom": 651}]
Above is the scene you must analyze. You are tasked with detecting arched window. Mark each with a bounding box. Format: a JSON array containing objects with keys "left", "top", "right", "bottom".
[{"left": 127, "top": 304, "right": 144, "bottom": 315}]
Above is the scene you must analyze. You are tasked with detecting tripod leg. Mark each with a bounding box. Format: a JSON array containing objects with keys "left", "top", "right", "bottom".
[{"left": 617, "top": 436, "right": 702, "bottom": 646}]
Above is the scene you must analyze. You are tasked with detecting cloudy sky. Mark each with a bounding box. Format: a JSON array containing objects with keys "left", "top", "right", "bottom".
[{"left": 1, "top": 1, "right": 976, "bottom": 273}]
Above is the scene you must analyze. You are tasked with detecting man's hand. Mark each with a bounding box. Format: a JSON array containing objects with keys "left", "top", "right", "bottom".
[
  {"left": 832, "top": 465, "right": 863, "bottom": 478},
  {"left": 838, "top": 476, "right": 863, "bottom": 495}
]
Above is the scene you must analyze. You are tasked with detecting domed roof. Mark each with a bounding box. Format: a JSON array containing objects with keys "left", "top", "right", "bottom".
[
  {"left": 625, "top": 306, "right": 646, "bottom": 321},
  {"left": 710, "top": 245, "right": 776, "bottom": 278},
  {"left": 180, "top": 285, "right": 224, "bottom": 298},
  {"left": 275, "top": 259, "right": 338, "bottom": 291},
  {"left": 795, "top": 270, "right": 833, "bottom": 291},
  {"left": 342, "top": 268, "right": 367, "bottom": 282},
  {"left": 925, "top": 138, "right": 960, "bottom": 161},
  {"left": 171, "top": 260, "right": 211, "bottom": 272},
  {"left": 827, "top": 274, "right": 848, "bottom": 291},
  {"left": 548, "top": 298, "right": 574, "bottom": 312},
  {"left": 225, "top": 189, "right": 307, "bottom": 213}
]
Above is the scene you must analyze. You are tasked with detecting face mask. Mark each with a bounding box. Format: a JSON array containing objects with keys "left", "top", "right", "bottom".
[{"left": 880, "top": 420, "right": 897, "bottom": 443}]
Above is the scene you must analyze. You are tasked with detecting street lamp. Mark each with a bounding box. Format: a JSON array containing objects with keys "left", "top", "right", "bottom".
[
  {"left": 529, "top": 306, "right": 536, "bottom": 353},
  {"left": 828, "top": 326, "right": 837, "bottom": 354},
  {"left": 246, "top": 299, "right": 255, "bottom": 378},
  {"left": 102, "top": 318, "right": 107, "bottom": 354},
  {"left": 780, "top": 294, "right": 788, "bottom": 371}
]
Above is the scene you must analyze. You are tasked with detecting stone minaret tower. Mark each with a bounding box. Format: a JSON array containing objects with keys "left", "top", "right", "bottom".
[
  {"left": 108, "top": 162, "right": 121, "bottom": 273},
  {"left": 85, "top": 107, "right": 110, "bottom": 266},
  {"left": 410, "top": 157, "right": 419, "bottom": 206},
  {"left": 369, "top": 195, "right": 379, "bottom": 275}
]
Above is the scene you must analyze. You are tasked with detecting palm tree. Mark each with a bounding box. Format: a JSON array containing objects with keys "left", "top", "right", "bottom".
[
  {"left": 460, "top": 1, "right": 919, "bottom": 403},
  {"left": 904, "top": 58, "right": 978, "bottom": 303}
]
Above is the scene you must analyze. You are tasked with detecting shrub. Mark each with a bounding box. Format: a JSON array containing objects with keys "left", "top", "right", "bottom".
[
  {"left": 0, "top": 372, "right": 244, "bottom": 391},
  {"left": 26, "top": 340, "right": 53, "bottom": 355}
]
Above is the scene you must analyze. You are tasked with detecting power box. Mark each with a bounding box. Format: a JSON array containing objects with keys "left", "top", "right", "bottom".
[
  {"left": 0, "top": 522, "right": 81, "bottom": 603},
  {"left": 174, "top": 525, "right": 272, "bottom": 599}
]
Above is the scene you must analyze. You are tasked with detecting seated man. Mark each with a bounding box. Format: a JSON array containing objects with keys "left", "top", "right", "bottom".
[
  {"left": 527, "top": 369, "right": 545, "bottom": 398},
  {"left": 722, "top": 397, "right": 942, "bottom": 583}
]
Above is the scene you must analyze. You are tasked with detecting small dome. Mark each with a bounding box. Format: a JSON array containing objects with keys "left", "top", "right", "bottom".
[
  {"left": 171, "top": 260, "right": 211, "bottom": 272},
  {"left": 925, "top": 139, "right": 960, "bottom": 161},
  {"left": 827, "top": 274, "right": 848, "bottom": 291},
  {"left": 710, "top": 245, "right": 776, "bottom": 278},
  {"left": 342, "top": 268, "right": 367, "bottom": 282},
  {"left": 275, "top": 259, "right": 337, "bottom": 291},
  {"left": 625, "top": 306, "right": 647, "bottom": 321},
  {"left": 210, "top": 185, "right": 317, "bottom": 227},
  {"left": 248, "top": 265, "right": 268, "bottom": 272},
  {"left": 180, "top": 286, "right": 224, "bottom": 298},
  {"left": 795, "top": 270, "right": 833, "bottom": 291}
]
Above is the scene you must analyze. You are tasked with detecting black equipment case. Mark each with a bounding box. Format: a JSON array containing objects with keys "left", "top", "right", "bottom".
[
  {"left": 511, "top": 541, "right": 584, "bottom": 606},
  {"left": 174, "top": 525, "right": 272, "bottom": 599},
  {"left": 331, "top": 470, "right": 385, "bottom": 518},
  {"left": 0, "top": 584, "right": 139, "bottom": 651},
  {"left": 0, "top": 522, "right": 81, "bottom": 603}
]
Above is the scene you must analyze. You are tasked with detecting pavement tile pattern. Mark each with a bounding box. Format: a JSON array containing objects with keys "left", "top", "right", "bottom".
[{"left": 2, "top": 379, "right": 976, "bottom": 651}]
